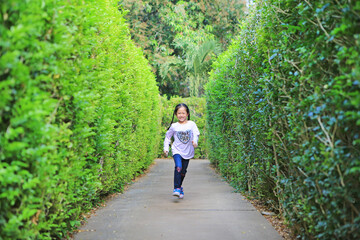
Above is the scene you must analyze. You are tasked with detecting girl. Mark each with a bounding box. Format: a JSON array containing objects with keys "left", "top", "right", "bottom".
[{"left": 164, "top": 103, "right": 200, "bottom": 199}]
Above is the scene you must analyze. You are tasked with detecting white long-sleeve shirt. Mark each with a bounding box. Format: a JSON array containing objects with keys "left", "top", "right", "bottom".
[{"left": 164, "top": 121, "right": 200, "bottom": 159}]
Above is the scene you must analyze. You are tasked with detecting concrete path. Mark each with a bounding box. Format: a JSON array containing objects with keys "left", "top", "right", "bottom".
[{"left": 74, "top": 159, "right": 282, "bottom": 240}]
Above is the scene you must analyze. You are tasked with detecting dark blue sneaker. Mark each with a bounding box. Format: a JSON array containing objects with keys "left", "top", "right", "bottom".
[
  {"left": 173, "top": 188, "right": 181, "bottom": 197},
  {"left": 179, "top": 187, "right": 184, "bottom": 199}
]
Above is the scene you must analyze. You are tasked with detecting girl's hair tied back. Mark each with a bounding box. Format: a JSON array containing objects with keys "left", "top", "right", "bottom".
[{"left": 167, "top": 103, "right": 190, "bottom": 130}]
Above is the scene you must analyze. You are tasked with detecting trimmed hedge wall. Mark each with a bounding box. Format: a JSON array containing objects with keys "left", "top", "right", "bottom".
[
  {"left": 159, "top": 96, "right": 207, "bottom": 159},
  {"left": 0, "top": 0, "right": 160, "bottom": 239},
  {"left": 206, "top": 0, "right": 359, "bottom": 239}
]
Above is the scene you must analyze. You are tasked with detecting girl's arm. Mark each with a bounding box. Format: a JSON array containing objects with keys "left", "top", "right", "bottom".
[
  {"left": 164, "top": 125, "right": 174, "bottom": 154},
  {"left": 192, "top": 122, "right": 200, "bottom": 148}
]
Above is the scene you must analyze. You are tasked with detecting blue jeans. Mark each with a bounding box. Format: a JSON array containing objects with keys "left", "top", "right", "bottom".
[{"left": 173, "top": 154, "right": 190, "bottom": 189}]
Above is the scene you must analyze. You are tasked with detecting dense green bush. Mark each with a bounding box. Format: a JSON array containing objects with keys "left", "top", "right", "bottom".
[
  {"left": 0, "top": 0, "right": 160, "bottom": 239},
  {"left": 206, "top": 0, "right": 360, "bottom": 239},
  {"left": 159, "top": 96, "right": 207, "bottom": 159}
]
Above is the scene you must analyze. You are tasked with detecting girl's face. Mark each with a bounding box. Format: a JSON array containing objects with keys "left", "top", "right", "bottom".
[{"left": 176, "top": 106, "right": 189, "bottom": 123}]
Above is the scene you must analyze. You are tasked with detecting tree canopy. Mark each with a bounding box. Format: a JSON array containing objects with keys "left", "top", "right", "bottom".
[{"left": 119, "top": 0, "right": 246, "bottom": 97}]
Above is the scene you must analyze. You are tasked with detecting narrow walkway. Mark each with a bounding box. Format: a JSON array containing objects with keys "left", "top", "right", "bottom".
[{"left": 74, "top": 159, "right": 282, "bottom": 240}]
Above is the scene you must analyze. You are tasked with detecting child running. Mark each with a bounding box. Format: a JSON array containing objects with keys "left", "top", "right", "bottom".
[{"left": 164, "top": 103, "right": 200, "bottom": 199}]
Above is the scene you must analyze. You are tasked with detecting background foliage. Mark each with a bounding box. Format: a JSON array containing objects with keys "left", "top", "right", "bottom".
[
  {"left": 0, "top": 0, "right": 161, "bottom": 239},
  {"left": 119, "top": 0, "right": 245, "bottom": 97},
  {"left": 206, "top": 0, "right": 360, "bottom": 239},
  {"left": 159, "top": 97, "right": 207, "bottom": 159}
]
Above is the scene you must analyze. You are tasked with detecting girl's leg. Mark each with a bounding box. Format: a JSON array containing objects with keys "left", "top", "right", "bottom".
[
  {"left": 173, "top": 154, "right": 183, "bottom": 189},
  {"left": 180, "top": 159, "right": 190, "bottom": 186}
]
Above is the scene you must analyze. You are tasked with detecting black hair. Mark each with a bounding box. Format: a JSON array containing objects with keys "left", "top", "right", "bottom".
[{"left": 167, "top": 103, "right": 190, "bottom": 130}]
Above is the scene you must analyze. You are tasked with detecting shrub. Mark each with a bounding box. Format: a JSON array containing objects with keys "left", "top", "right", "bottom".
[
  {"left": 0, "top": 0, "right": 160, "bottom": 238},
  {"left": 205, "top": 0, "right": 360, "bottom": 239}
]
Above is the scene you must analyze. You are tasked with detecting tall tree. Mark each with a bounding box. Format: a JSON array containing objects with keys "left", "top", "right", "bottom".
[{"left": 119, "top": 0, "right": 246, "bottom": 97}]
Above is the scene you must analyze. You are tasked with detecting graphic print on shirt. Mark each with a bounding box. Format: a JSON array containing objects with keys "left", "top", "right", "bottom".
[{"left": 176, "top": 130, "right": 192, "bottom": 144}]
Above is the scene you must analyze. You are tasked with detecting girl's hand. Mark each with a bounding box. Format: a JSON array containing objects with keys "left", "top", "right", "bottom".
[
  {"left": 164, "top": 150, "right": 168, "bottom": 157},
  {"left": 192, "top": 141, "right": 198, "bottom": 148}
]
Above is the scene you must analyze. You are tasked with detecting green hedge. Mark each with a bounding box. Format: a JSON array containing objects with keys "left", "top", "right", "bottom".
[
  {"left": 0, "top": 0, "right": 160, "bottom": 239},
  {"left": 159, "top": 96, "right": 207, "bottom": 159},
  {"left": 206, "top": 0, "right": 359, "bottom": 239}
]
